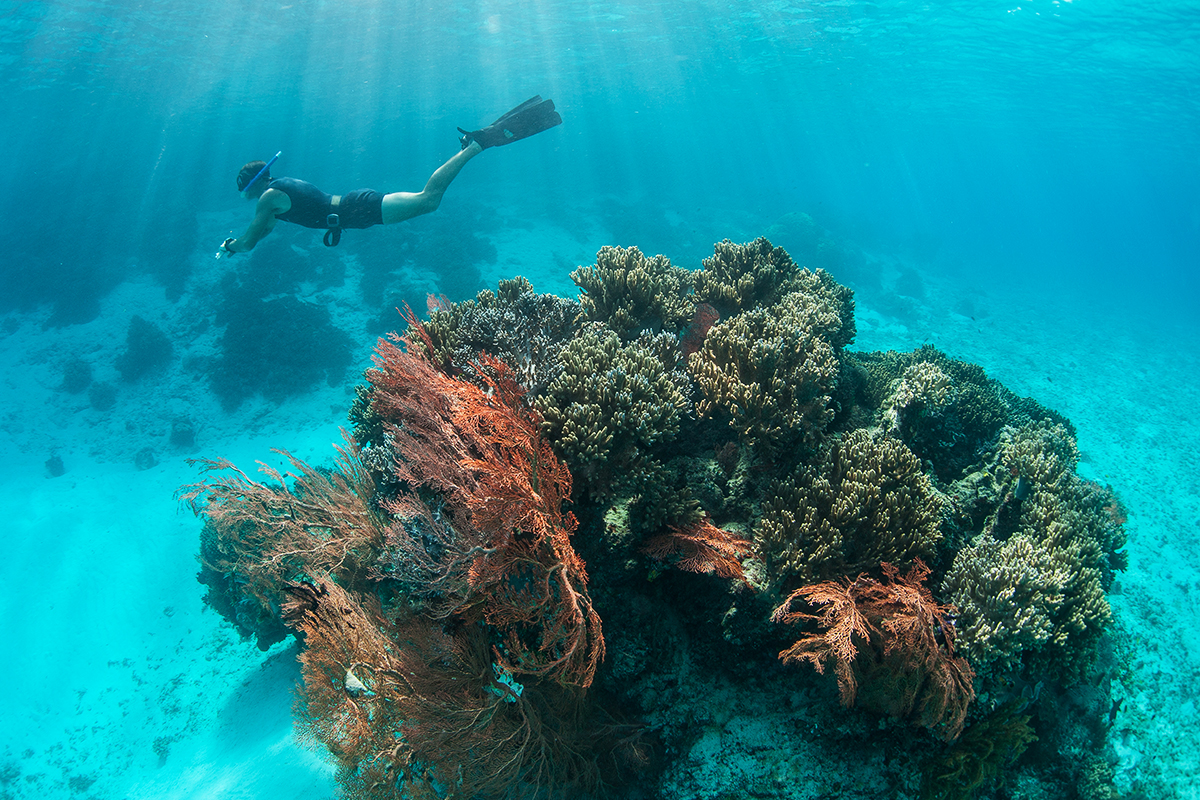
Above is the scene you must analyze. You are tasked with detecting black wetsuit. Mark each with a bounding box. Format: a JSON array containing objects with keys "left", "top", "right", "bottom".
[{"left": 269, "top": 177, "right": 384, "bottom": 230}]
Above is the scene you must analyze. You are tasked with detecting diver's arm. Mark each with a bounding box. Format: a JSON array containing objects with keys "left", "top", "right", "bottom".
[{"left": 222, "top": 190, "right": 288, "bottom": 254}]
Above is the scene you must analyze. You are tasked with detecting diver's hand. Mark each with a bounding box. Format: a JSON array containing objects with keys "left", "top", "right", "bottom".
[{"left": 216, "top": 238, "right": 237, "bottom": 258}]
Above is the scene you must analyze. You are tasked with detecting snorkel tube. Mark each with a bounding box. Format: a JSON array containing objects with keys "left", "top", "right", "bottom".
[{"left": 241, "top": 151, "right": 282, "bottom": 198}]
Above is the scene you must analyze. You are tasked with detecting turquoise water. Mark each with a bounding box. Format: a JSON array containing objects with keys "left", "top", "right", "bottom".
[{"left": 0, "top": 1, "right": 1197, "bottom": 798}]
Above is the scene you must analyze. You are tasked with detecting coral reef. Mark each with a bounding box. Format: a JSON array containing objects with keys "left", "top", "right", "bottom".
[
  {"left": 535, "top": 325, "right": 689, "bottom": 494},
  {"left": 185, "top": 238, "right": 1126, "bottom": 800},
  {"left": 208, "top": 294, "right": 354, "bottom": 410},
  {"left": 848, "top": 346, "right": 1014, "bottom": 482},
  {"left": 418, "top": 276, "right": 583, "bottom": 390},
  {"left": 570, "top": 245, "right": 695, "bottom": 339},
  {"left": 941, "top": 421, "right": 1125, "bottom": 677},
  {"left": 116, "top": 315, "right": 173, "bottom": 382},
  {"left": 756, "top": 429, "right": 944, "bottom": 583},
  {"left": 689, "top": 288, "right": 848, "bottom": 454}
]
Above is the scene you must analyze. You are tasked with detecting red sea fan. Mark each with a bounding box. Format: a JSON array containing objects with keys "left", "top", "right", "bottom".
[
  {"left": 641, "top": 518, "right": 754, "bottom": 584},
  {"left": 365, "top": 320, "right": 604, "bottom": 688},
  {"left": 772, "top": 560, "right": 975, "bottom": 740}
]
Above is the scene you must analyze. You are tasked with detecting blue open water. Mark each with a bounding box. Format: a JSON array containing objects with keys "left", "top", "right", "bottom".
[{"left": 1, "top": 1, "right": 1197, "bottom": 798}]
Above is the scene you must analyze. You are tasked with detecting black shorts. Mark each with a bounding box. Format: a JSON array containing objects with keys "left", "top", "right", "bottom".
[{"left": 336, "top": 188, "right": 385, "bottom": 229}]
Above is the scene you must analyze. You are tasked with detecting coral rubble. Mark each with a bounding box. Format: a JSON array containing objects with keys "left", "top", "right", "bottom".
[{"left": 184, "top": 238, "right": 1126, "bottom": 800}]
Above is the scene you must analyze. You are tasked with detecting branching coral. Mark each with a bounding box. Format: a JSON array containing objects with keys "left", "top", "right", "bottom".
[
  {"left": 940, "top": 422, "right": 1124, "bottom": 676},
  {"left": 756, "top": 429, "right": 944, "bottom": 582},
  {"left": 570, "top": 245, "right": 695, "bottom": 340},
  {"left": 999, "top": 422, "right": 1126, "bottom": 581},
  {"left": 694, "top": 238, "right": 855, "bottom": 344},
  {"left": 940, "top": 532, "right": 1076, "bottom": 673},
  {"left": 417, "top": 276, "right": 583, "bottom": 390},
  {"left": 849, "top": 346, "right": 1015, "bottom": 482},
  {"left": 883, "top": 361, "right": 955, "bottom": 436},
  {"left": 772, "top": 560, "right": 975, "bottom": 741},
  {"left": 536, "top": 325, "right": 689, "bottom": 493},
  {"left": 689, "top": 288, "right": 846, "bottom": 454},
  {"left": 693, "top": 237, "right": 793, "bottom": 317},
  {"left": 999, "top": 421, "right": 1079, "bottom": 490}
]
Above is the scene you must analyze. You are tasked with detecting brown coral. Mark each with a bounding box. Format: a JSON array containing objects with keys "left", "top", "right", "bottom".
[
  {"left": 570, "top": 245, "right": 695, "bottom": 340},
  {"left": 689, "top": 289, "right": 846, "bottom": 453},
  {"left": 756, "top": 429, "right": 944, "bottom": 582}
]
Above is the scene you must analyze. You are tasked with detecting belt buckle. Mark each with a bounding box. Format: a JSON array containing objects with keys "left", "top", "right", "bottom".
[{"left": 326, "top": 213, "right": 340, "bottom": 228}]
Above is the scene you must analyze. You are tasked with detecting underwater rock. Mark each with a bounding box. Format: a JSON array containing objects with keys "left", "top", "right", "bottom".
[
  {"left": 134, "top": 447, "right": 158, "bottom": 471},
  {"left": 116, "top": 315, "right": 173, "bottom": 382},
  {"left": 45, "top": 454, "right": 65, "bottom": 478},
  {"left": 88, "top": 381, "right": 116, "bottom": 411},
  {"left": 59, "top": 357, "right": 92, "bottom": 394},
  {"left": 169, "top": 417, "right": 195, "bottom": 450}
]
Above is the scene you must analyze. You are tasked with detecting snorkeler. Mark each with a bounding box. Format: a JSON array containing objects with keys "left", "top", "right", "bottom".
[{"left": 218, "top": 96, "right": 561, "bottom": 255}]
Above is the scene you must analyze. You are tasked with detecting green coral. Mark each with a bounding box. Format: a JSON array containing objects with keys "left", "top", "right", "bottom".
[
  {"left": 694, "top": 237, "right": 788, "bottom": 315},
  {"left": 536, "top": 326, "right": 689, "bottom": 493},
  {"left": 883, "top": 361, "right": 955, "bottom": 434},
  {"left": 615, "top": 457, "right": 705, "bottom": 537},
  {"left": 419, "top": 276, "right": 583, "bottom": 390},
  {"left": 755, "top": 429, "right": 944, "bottom": 583},
  {"left": 940, "top": 532, "right": 1081, "bottom": 673},
  {"left": 570, "top": 246, "right": 695, "bottom": 340},
  {"left": 1000, "top": 421, "right": 1079, "bottom": 488},
  {"left": 940, "top": 422, "right": 1123, "bottom": 675},
  {"left": 848, "top": 347, "right": 1012, "bottom": 482},
  {"left": 689, "top": 288, "right": 848, "bottom": 453},
  {"left": 694, "top": 238, "right": 856, "bottom": 346}
]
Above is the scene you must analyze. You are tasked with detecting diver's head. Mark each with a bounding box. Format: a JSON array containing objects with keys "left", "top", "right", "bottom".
[{"left": 237, "top": 160, "right": 271, "bottom": 198}]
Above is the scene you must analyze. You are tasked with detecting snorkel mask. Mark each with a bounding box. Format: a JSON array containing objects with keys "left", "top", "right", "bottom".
[{"left": 239, "top": 151, "right": 282, "bottom": 198}]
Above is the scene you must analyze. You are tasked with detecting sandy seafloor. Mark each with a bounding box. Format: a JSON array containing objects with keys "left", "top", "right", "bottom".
[{"left": 1, "top": 206, "right": 1197, "bottom": 800}]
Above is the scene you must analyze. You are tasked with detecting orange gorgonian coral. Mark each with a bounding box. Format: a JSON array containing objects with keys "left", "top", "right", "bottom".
[{"left": 772, "top": 560, "right": 975, "bottom": 740}]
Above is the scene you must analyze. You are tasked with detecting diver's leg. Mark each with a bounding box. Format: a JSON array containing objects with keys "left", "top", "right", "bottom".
[{"left": 381, "top": 141, "right": 483, "bottom": 224}]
